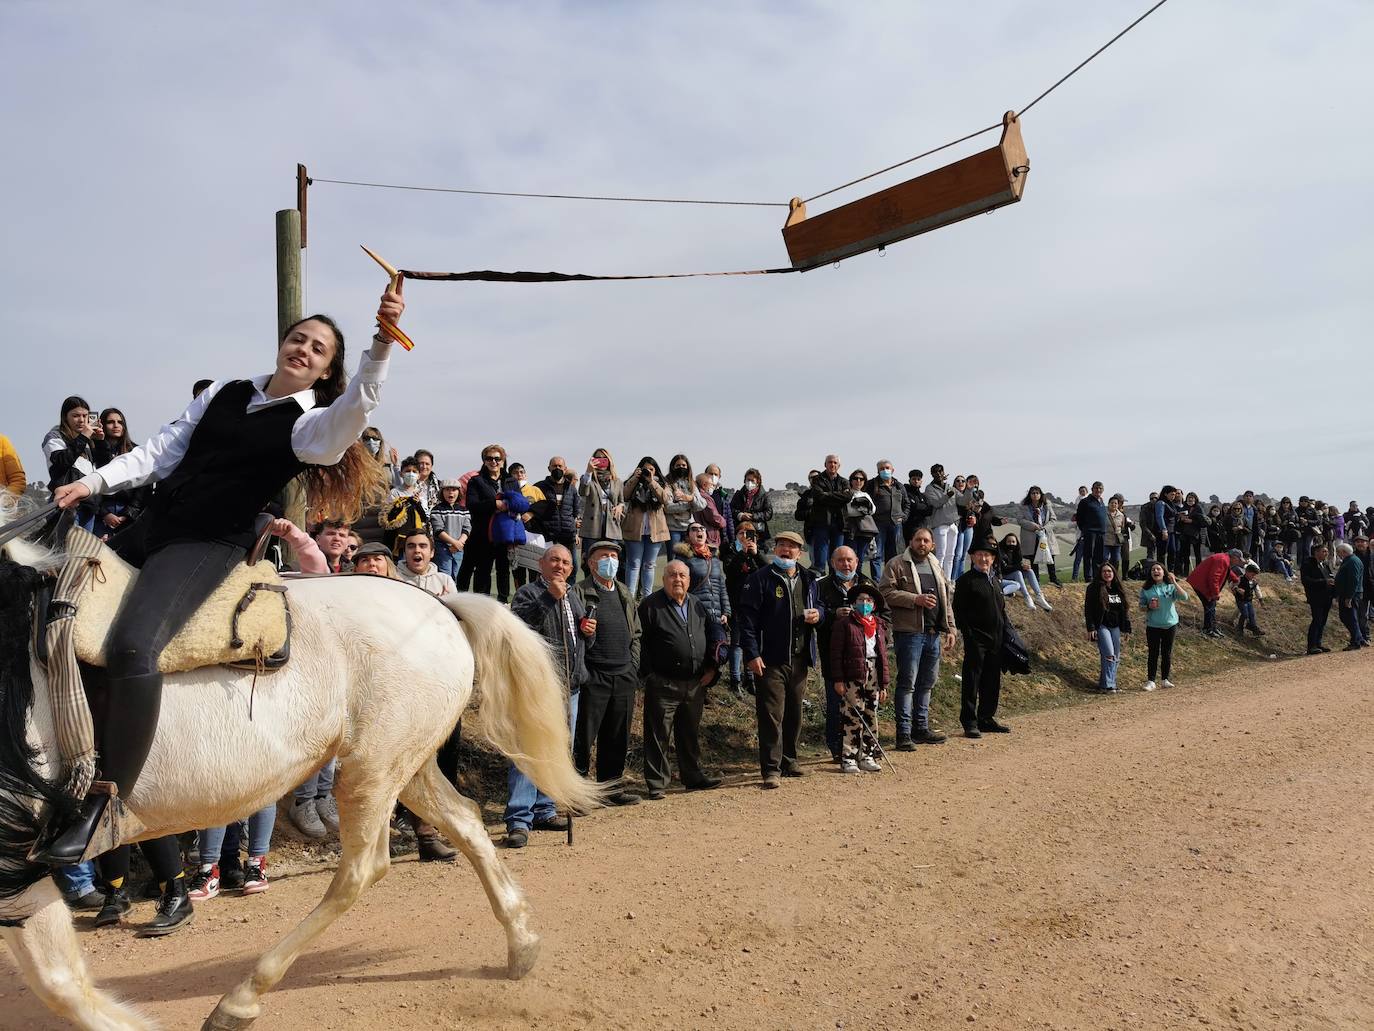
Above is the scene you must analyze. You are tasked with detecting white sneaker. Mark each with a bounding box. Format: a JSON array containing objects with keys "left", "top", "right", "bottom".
[
  {"left": 840, "top": 758, "right": 860, "bottom": 774},
  {"left": 1025, "top": 597, "right": 1037, "bottom": 610},
  {"left": 1161, "top": 679, "right": 1176, "bottom": 689},
  {"left": 1038, "top": 597, "right": 1053, "bottom": 612},
  {"left": 288, "top": 798, "right": 328, "bottom": 840},
  {"left": 858, "top": 756, "right": 881, "bottom": 773},
  {"left": 1142, "top": 681, "right": 1157, "bottom": 692},
  {"left": 315, "top": 794, "right": 340, "bottom": 834}
]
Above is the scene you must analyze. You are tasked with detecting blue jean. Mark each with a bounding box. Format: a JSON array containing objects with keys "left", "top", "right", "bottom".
[
  {"left": 294, "top": 758, "right": 336, "bottom": 803},
  {"left": 1104, "top": 544, "right": 1122, "bottom": 569},
  {"left": 1237, "top": 600, "right": 1257, "bottom": 630},
  {"left": 505, "top": 691, "right": 579, "bottom": 831},
  {"left": 1081, "top": 531, "right": 1105, "bottom": 579},
  {"left": 52, "top": 860, "right": 96, "bottom": 899},
  {"left": 199, "top": 803, "right": 277, "bottom": 862},
  {"left": 624, "top": 534, "right": 662, "bottom": 598},
  {"left": 808, "top": 527, "right": 844, "bottom": 574},
  {"left": 1202, "top": 596, "right": 1218, "bottom": 631},
  {"left": 951, "top": 525, "right": 973, "bottom": 579},
  {"left": 1339, "top": 599, "right": 1367, "bottom": 646},
  {"left": 1095, "top": 625, "right": 1121, "bottom": 691},
  {"left": 434, "top": 545, "right": 462, "bottom": 580},
  {"left": 893, "top": 631, "right": 943, "bottom": 736},
  {"left": 874, "top": 524, "right": 903, "bottom": 580}
]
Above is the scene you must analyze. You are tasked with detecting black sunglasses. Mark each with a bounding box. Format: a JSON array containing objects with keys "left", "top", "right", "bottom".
[{"left": 483, "top": 455, "right": 503, "bottom": 462}]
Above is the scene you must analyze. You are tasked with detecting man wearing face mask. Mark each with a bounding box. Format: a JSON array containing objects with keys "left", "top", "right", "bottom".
[
  {"left": 817, "top": 545, "right": 889, "bottom": 762},
  {"left": 738, "top": 531, "right": 823, "bottom": 788},
  {"left": 534, "top": 456, "right": 583, "bottom": 577},
  {"left": 867, "top": 459, "right": 909, "bottom": 580},
  {"left": 574, "top": 541, "right": 643, "bottom": 805}
]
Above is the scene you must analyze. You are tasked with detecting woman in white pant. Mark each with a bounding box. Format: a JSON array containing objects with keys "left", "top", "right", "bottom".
[{"left": 922, "top": 464, "right": 961, "bottom": 578}]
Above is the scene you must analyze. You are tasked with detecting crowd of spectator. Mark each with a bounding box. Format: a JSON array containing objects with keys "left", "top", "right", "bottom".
[{"left": 8, "top": 402, "right": 1371, "bottom": 932}]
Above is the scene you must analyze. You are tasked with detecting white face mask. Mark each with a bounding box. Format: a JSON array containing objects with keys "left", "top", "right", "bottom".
[
  {"left": 364, "top": 438, "right": 381, "bottom": 456},
  {"left": 401, "top": 471, "right": 419, "bottom": 487},
  {"left": 516, "top": 478, "right": 527, "bottom": 489},
  {"left": 709, "top": 474, "right": 720, "bottom": 487},
  {"left": 745, "top": 480, "right": 758, "bottom": 491}
]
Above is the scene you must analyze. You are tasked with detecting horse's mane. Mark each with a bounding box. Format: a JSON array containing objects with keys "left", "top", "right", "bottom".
[
  {"left": 0, "top": 501, "right": 70, "bottom": 899},
  {"left": 0, "top": 492, "right": 68, "bottom": 572}
]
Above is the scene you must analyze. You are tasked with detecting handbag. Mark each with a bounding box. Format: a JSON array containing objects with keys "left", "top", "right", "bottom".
[{"left": 1000, "top": 621, "right": 1032, "bottom": 675}]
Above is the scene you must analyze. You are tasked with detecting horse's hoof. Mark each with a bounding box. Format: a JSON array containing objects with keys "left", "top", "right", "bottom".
[
  {"left": 507, "top": 935, "right": 541, "bottom": 980},
  {"left": 202, "top": 1008, "right": 257, "bottom": 1031}
]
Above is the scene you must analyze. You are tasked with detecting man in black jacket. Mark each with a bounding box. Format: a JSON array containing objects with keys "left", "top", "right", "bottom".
[
  {"left": 533, "top": 457, "right": 582, "bottom": 579},
  {"left": 953, "top": 540, "right": 1011, "bottom": 738},
  {"left": 1075, "top": 481, "right": 1108, "bottom": 579},
  {"left": 803, "top": 455, "right": 849, "bottom": 574},
  {"left": 638, "top": 560, "right": 722, "bottom": 799},
  {"left": 1300, "top": 542, "right": 1335, "bottom": 654}
]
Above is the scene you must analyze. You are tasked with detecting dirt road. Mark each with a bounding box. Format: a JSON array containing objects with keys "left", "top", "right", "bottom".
[{"left": 5, "top": 651, "right": 1372, "bottom": 1030}]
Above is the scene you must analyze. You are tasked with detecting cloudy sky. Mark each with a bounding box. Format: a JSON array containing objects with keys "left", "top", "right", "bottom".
[{"left": 3, "top": 1, "right": 1369, "bottom": 505}]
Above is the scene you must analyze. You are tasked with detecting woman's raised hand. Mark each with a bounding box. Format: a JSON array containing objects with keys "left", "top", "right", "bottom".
[{"left": 377, "top": 281, "right": 405, "bottom": 326}]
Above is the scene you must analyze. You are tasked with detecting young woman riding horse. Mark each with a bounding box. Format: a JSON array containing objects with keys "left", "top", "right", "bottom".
[{"left": 39, "top": 285, "right": 405, "bottom": 868}]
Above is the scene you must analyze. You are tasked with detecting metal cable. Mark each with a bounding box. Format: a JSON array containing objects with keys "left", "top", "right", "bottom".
[
  {"left": 312, "top": 0, "right": 1169, "bottom": 213},
  {"left": 803, "top": 0, "right": 1171, "bottom": 204},
  {"left": 309, "top": 177, "right": 786, "bottom": 208}
]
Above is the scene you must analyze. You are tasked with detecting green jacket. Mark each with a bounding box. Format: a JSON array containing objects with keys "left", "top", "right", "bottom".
[{"left": 1335, "top": 554, "right": 1365, "bottom": 601}]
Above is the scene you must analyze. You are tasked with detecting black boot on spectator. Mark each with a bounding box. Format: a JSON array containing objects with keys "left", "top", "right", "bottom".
[
  {"left": 93, "top": 887, "right": 131, "bottom": 928},
  {"left": 912, "top": 727, "right": 947, "bottom": 745},
  {"left": 138, "top": 877, "right": 193, "bottom": 937},
  {"left": 895, "top": 735, "right": 917, "bottom": 752}
]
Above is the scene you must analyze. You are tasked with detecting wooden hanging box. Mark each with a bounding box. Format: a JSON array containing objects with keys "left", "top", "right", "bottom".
[{"left": 781, "top": 111, "right": 1029, "bottom": 270}]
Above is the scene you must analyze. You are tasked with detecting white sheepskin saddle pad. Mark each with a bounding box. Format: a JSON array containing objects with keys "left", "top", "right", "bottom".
[{"left": 69, "top": 531, "right": 288, "bottom": 674}]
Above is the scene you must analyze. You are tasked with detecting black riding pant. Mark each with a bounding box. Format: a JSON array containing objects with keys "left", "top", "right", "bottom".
[{"left": 107, "top": 540, "right": 245, "bottom": 679}]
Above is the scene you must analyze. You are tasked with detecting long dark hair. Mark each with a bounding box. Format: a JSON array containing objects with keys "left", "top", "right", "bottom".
[
  {"left": 99, "top": 408, "right": 133, "bottom": 457},
  {"left": 667, "top": 454, "right": 693, "bottom": 483},
  {"left": 1022, "top": 485, "right": 1044, "bottom": 508},
  {"left": 280, "top": 314, "right": 388, "bottom": 525},
  {"left": 58, "top": 395, "right": 90, "bottom": 443},
  {"left": 0, "top": 559, "right": 72, "bottom": 899},
  {"left": 1090, "top": 561, "right": 1121, "bottom": 611}
]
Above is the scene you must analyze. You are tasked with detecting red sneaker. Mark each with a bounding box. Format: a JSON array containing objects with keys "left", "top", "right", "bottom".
[{"left": 242, "top": 859, "right": 269, "bottom": 895}]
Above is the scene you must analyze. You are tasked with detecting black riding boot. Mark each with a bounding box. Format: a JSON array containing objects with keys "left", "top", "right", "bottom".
[{"left": 36, "top": 673, "right": 163, "bottom": 865}]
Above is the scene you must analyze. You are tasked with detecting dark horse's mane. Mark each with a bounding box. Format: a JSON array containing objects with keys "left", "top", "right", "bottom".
[{"left": 0, "top": 557, "right": 69, "bottom": 900}]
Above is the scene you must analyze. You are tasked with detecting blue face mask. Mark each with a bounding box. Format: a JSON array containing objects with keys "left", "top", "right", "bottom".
[
  {"left": 772, "top": 556, "right": 797, "bottom": 572},
  {"left": 878, "top": 469, "right": 893, "bottom": 481},
  {"left": 834, "top": 567, "right": 856, "bottom": 581},
  {"left": 595, "top": 556, "right": 619, "bottom": 580},
  {"left": 854, "top": 599, "right": 875, "bottom": 616}
]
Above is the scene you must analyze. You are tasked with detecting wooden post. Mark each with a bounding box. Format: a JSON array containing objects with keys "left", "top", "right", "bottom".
[{"left": 275, "top": 208, "right": 302, "bottom": 340}]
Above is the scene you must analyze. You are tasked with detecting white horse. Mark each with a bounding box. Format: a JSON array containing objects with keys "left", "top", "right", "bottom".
[{"left": 0, "top": 529, "right": 601, "bottom": 1031}]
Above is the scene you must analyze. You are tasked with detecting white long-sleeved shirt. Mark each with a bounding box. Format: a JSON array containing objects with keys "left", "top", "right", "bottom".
[{"left": 77, "top": 341, "right": 391, "bottom": 497}]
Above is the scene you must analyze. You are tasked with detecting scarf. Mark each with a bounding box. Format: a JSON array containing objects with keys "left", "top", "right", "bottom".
[
  {"left": 691, "top": 540, "right": 712, "bottom": 559},
  {"left": 856, "top": 613, "right": 878, "bottom": 638}
]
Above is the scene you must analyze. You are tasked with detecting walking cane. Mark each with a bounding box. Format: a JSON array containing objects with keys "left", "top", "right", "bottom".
[{"left": 847, "top": 698, "right": 901, "bottom": 778}]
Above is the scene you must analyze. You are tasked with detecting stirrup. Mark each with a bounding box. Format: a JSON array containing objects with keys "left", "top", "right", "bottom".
[{"left": 29, "top": 782, "right": 128, "bottom": 865}]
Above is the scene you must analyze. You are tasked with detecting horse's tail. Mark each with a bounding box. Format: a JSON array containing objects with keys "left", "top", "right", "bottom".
[{"left": 442, "top": 593, "right": 606, "bottom": 813}]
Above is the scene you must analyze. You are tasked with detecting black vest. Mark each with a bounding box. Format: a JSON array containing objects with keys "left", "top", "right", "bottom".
[{"left": 147, "top": 380, "right": 308, "bottom": 551}]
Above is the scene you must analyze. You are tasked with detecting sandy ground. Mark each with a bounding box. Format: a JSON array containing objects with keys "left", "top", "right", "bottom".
[{"left": 4, "top": 651, "right": 1372, "bottom": 1031}]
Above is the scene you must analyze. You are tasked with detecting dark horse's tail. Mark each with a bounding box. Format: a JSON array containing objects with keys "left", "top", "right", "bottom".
[{"left": 0, "top": 557, "right": 67, "bottom": 901}]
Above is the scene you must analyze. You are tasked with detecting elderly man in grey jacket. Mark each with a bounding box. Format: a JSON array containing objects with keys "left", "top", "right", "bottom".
[{"left": 504, "top": 544, "right": 594, "bottom": 846}]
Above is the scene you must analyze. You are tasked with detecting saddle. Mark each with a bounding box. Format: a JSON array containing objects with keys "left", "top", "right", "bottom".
[{"left": 62, "top": 525, "right": 292, "bottom": 674}]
